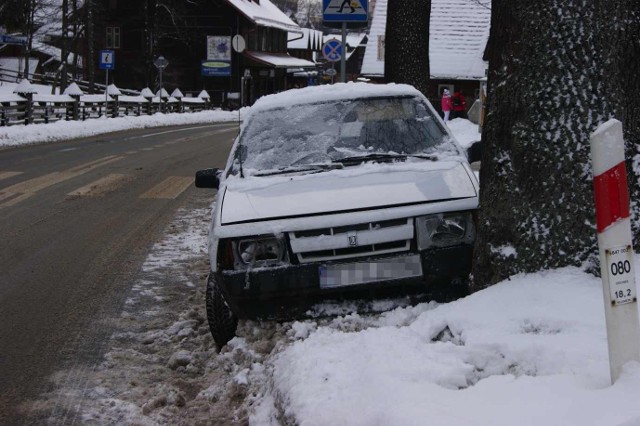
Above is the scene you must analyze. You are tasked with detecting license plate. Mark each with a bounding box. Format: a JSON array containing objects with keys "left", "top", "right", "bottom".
[{"left": 319, "top": 255, "right": 423, "bottom": 289}]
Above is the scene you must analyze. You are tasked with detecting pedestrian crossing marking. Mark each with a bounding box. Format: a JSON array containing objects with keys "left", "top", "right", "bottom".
[
  {"left": 68, "top": 174, "right": 131, "bottom": 197},
  {"left": 1, "top": 172, "right": 68, "bottom": 194},
  {"left": 68, "top": 156, "right": 122, "bottom": 173},
  {"left": 0, "top": 156, "right": 124, "bottom": 208},
  {"left": 0, "top": 172, "right": 23, "bottom": 181},
  {"left": 139, "top": 176, "right": 193, "bottom": 200},
  {"left": 0, "top": 156, "right": 123, "bottom": 195},
  {"left": 0, "top": 192, "right": 34, "bottom": 207}
]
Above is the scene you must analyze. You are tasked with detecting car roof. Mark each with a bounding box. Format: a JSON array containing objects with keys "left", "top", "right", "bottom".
[{"left": 248, "top": 82, "right": 425, "bottom": 114}]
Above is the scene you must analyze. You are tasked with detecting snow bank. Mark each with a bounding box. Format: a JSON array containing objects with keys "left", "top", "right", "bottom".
[
  {"left": 0, "top": 110, "right": 243, "bottom": 148},
  {"left": 447, "top": 117, "right": 481, "bottom": 149},
  {"left": 261, "top": 267, "right": 640, "bottom": 426}
]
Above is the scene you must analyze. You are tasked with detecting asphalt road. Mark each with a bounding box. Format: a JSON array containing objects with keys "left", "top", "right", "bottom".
[{"left": 0, "top": 122, "right": 237, "bottom": 424}]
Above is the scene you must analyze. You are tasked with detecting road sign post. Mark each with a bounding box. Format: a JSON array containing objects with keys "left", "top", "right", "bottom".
[
  {"left": 99, "top": 50, "right": 115, "bottom": 116},
  {"left": 322, "top": 39, "right": 342, "bottom": 84},
  {"left": 322, "top": 39, "right": 342, "bottom": 63},
  {"left": 341, "top": 23, "right": 347, "bottom": 83},
  {"left": 153, "top": 56, "right": 169, "bottom": 113},
  {"left": 590, "top": 119, "right": 640, "bottom": 384},
  {"left": 322, "top": 0, "right": 368, "bottom": 83}
]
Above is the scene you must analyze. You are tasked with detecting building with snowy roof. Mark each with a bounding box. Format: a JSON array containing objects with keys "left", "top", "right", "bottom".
[
  {"left": 97, "top": 0, "right": 314, "bottom": 106},
  {"left": 361, "top": 0, "right": 490, "bottom": 110}
]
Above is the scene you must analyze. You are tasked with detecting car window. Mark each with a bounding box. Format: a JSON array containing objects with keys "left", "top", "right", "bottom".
[{"left": 233, "top": 96, "right": 460, "bottom": 174}]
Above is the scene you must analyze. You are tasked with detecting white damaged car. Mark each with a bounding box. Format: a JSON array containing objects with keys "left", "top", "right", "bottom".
[{"left": 196, "top": 83, "right": 479, "bottom": 348}]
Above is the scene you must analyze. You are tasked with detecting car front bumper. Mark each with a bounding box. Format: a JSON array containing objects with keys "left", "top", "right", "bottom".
[{"left": 218, "top": 245, "right": 473, "bottom": 320}]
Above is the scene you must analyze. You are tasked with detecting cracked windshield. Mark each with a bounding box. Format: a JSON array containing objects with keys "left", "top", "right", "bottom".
[{"left": 235, "top": 96, "right": 461, "bottom": 174}]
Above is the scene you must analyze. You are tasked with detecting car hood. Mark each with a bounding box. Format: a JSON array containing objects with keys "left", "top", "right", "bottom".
[{"left": 220, "top": 160, "right": 478, "bottom": 225}]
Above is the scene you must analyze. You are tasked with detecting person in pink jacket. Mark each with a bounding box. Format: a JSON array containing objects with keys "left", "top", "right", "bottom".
[{"left": 441, "top": 88, "right": 452, "bottom": 122}]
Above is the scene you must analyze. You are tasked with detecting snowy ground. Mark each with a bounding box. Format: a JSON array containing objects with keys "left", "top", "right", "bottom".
[
  {"left": 31, "top": 192, "right": 640, "bottom": 425},
  {"left": 11, "top": 94, "right": 639, "bottom": 424},
  {"left": 0, "top": 110, "right": 242, "bottom": 148},
  {"left": 446, "top": 117, "right": 481, "bottom": 149}
]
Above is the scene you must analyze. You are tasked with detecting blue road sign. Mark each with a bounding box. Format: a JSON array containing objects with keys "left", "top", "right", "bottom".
[
  {"left": 99, "top": 50, "right": 115, "bottom": 70},
  {"left": 323, "top": 0, "right": 368, "bottom": 23},
  {"left": 0, "top": 34, "right": 27, "bottom": 45},
  {"left": 322, "top": 39, "right": 342, "bottom": 62}
]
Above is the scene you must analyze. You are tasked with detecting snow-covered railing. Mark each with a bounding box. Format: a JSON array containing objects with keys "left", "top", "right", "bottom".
[{"left": 0, "top": 80, "right": 218, "bottom": 127}]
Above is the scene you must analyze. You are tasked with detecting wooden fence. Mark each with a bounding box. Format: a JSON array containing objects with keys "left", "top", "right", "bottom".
[{"left": 0, "top": 92, "right": 214, "bottom": 127}]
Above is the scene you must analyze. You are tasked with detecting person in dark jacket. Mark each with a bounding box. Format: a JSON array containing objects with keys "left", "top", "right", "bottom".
[{"left": 451, "top": 89, "right": 467, "bottom": 119}]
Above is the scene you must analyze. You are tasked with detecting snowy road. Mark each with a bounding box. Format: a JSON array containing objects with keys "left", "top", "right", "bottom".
[{"left": 0, "top": 123, "right": 237, "bottom": 424}]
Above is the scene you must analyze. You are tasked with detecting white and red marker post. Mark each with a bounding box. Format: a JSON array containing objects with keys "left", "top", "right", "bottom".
[{"left": 590, "top": 119, "right": 640, "bottom": 384}]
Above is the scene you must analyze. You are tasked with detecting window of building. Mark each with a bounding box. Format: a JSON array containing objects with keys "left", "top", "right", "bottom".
[{"left": 106, "top": 27, "right": 121, "bottom": 49}]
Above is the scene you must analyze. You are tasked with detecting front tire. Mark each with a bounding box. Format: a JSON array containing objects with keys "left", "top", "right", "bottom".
[{"left": 205, "top": 273, "right": 238, "bottom": 351}]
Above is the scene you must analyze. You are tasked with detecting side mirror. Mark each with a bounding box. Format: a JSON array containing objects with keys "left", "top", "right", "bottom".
[
  {"left": 467, "top": 141, "right": 482, "bottom": 164},
  {"left": 195, "top": 168, "right": 221, "bottom": 189}
]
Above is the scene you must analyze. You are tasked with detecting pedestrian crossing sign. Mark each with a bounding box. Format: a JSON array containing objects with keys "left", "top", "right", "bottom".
[{"left": 323, "top": 0, "right": 368, "bottom": 23}]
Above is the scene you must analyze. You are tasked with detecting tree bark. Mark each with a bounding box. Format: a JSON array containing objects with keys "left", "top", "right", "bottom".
[
  {"left": 598, "top": 1, "right": 640, "bottom": 250},
  {"left": 384, "top": 0, "right": 431, "bottom": 96},
  {"left": 472, "top": 0, "right": 620, "bottom": 288}
]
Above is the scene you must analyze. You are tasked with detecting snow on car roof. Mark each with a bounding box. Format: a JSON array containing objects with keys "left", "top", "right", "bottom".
[{"left": 249, "top": 82, "right": 425, "bottom": 114}]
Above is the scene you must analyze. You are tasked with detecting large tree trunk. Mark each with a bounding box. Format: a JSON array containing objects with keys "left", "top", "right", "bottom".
[
  {"left": 384, "top": 0, "right": 431, "bottom": 95},
  {"left": 472, "top": 0, "right": 619, "bottom": 288},
  {"left": 473, "top": 0, "right": 640, "bottom": 288},
  {"left": 600, "top": 1, "right": 640, "bottom": 250}
]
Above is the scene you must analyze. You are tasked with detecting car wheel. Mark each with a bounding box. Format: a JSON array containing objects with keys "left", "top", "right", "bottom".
[{"left": 205, "top": 273, "right": 238, "bottom": 351}]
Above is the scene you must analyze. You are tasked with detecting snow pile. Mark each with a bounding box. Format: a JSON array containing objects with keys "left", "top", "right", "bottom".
[
  {"left": 0, "top": 110, "right": 243, "bottom": 148},
  {"left": 258, "top": 268, "right": 640, "bottom": 426},
  {"left": 448, "top": 117, "right": 481, "bottom": 149},
  {"left": 0, "top": 81, "right": 58, "bottom": 95}
]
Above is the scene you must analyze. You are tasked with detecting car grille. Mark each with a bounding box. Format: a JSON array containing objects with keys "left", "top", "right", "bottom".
[{"left": 289, "top": 218, "right": 414, "bottom": 263}]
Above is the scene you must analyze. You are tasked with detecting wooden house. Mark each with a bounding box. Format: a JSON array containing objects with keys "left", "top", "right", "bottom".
[{"left": 99, "top": 0, "right": 315, "bottom": 106}]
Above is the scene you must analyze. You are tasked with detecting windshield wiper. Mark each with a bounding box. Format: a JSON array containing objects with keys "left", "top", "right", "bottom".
[
  {"left": 335, "top": 153, "right": 438, "bottom": 165},
  {"left": 252, "top": 163, "right": 344, "bottom": 177}
]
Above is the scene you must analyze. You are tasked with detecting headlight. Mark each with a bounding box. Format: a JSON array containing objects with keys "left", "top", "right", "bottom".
[
  {"left": 416, "top": 212, "right": 475, "bottom": 249},
  {"left": 233, "top": 235, "right": 287, "bottom": 268}
]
